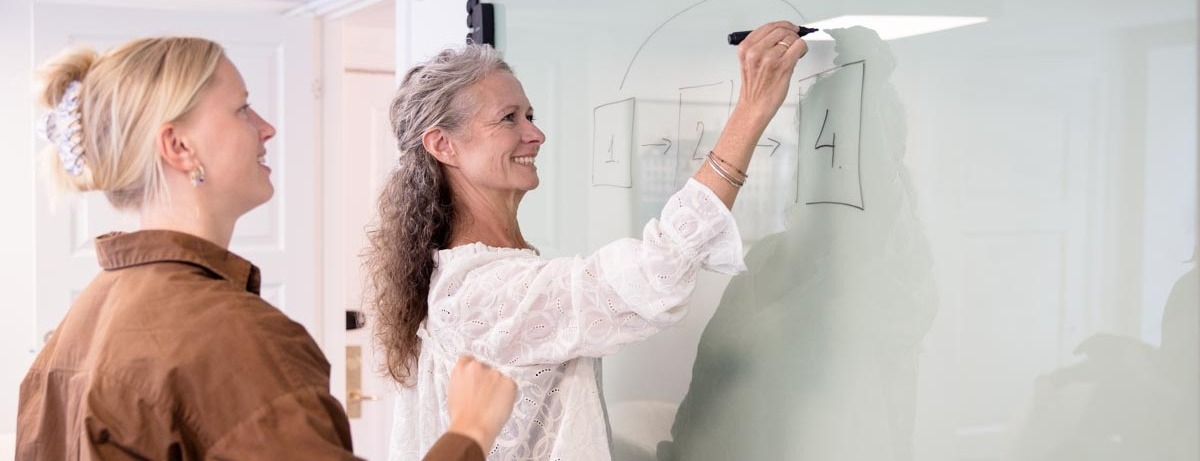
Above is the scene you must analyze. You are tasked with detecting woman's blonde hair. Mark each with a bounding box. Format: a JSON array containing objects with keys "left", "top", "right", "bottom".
[{"left": 36, "top": 37, "right": 225, "bottom": 210}]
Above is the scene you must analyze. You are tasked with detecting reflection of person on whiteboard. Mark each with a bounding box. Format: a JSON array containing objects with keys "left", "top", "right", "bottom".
[
  {"left": 367, "top": 21, "right": 810, "bottom": 461},
  {"left": 665, "top": 26, "right": 938, "bottom": 461},
  {"left": 1012, "top": 264, "right": 1197, "bottom": 461}
]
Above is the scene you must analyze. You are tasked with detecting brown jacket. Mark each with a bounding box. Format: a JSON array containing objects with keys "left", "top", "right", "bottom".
[{"left": 16, "top": 230, "right": 484, "bottom": 461}]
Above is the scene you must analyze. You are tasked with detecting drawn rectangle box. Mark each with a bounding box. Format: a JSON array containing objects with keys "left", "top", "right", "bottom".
[
  {"left": 796, "top": 60, "right": 866, "bottom": 210},
  {"left": 592, "top": 97, "right": 635, "bottom": 188},
  {"left": 676, "top": 80, "right": 733, "bottom": 187}
]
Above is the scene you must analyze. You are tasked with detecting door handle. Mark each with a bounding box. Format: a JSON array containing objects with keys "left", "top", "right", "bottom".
[
  {"left": 348, "top": 389, "right": 379, "bottom": 402},
  {"left": 346, "top": 345, "right": 381, "bottom": 418}
]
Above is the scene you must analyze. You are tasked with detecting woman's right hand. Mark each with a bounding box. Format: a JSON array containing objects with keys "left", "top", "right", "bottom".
[
  {"left": 735, "top": 21, "right": 809, "bottom": 116},
  {"left": 692, "top": 21, "right": 809, "bottom": 208},
  {"left": 445, "top": 355, "right": 518, "bottom": 453}
]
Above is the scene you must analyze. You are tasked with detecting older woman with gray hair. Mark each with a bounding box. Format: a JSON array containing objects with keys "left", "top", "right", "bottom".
[{"left": 369, "top": 21, "right": 808, "bottom": 460}]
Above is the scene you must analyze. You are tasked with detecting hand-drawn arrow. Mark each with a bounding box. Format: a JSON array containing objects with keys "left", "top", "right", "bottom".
[
  {"left": 755, "top": 137, "right": 782, "bottom": 157},
  {"left": 640, "top": 138, "right": 672, "bottom": 156}
]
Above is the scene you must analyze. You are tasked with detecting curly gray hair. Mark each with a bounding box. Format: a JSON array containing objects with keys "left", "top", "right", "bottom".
[{"left": 366, "top": 45, "right": 512, "bottom": 384}]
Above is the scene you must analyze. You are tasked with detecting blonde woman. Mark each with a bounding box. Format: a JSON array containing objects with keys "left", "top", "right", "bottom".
[{"left": 18, "top": 37, "right": 515, "bottom": 460}]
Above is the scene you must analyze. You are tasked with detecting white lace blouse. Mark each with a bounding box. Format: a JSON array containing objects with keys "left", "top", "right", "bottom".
[{"left": 389, "top": 179, "right": 747, "bottom": 460}]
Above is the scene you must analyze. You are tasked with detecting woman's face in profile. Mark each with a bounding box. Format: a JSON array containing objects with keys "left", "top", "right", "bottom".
[
  {"left": 449, "top": 71, "right": 546, "bottom": 195},
  {"left": 180, "top": 57, "right": 277, "bottom": 216}
]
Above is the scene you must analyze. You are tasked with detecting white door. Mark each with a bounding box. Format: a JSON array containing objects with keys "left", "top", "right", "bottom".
[
  {"left": 322, "top": 16, "right": 400, "bottom": 459},
  {"left": 338, "top": 69, "right": 400, "bottom": 461}
]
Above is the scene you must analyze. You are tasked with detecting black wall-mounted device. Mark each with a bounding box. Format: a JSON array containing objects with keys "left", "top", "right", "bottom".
[{"left": 466, "top": 0, "right": 495, "bottom": 46}]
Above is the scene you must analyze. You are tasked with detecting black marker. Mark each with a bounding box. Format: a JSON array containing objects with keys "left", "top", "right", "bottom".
[{"left": 728, "top": 26, "right": 819, "bottom": 45}]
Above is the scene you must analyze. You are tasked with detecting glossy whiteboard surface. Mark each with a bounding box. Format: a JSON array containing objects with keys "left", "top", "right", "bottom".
[{"left": 493, "top": 1, "right": 1198, "bottom": 459}]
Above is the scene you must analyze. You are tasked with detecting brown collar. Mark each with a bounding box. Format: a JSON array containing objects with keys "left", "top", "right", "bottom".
[{"left": 94, "top": 230, "right": 261, "bottom": 294}]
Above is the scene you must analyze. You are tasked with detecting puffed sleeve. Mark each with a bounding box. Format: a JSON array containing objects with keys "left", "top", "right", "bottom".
[{"left": 426, "top": 179, "right": 746, "bottom": 366}]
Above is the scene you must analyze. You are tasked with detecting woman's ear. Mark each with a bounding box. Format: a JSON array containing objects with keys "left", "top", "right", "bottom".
[
  {"left": 156, "top": 123, "right": 200, "bottom": 173},
  {"left": 422, "top": 127, "right": 459, "bottom": 168}
]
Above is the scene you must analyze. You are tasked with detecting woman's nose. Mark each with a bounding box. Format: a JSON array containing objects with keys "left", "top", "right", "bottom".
[
  {"left": 254, "top": 109, "right": 277, "bottom": 142},
  {"left": 525, "top": 121, "right": 545, "bottom": 144}
]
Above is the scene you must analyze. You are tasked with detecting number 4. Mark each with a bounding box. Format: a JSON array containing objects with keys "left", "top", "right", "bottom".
[{"left": 815, "top": 109, "right": 836, "bottom": 168}]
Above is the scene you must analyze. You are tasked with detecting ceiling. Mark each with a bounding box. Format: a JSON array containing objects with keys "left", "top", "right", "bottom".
[{"left": 33, "top": 0, "right": 389, "bottom": 18}]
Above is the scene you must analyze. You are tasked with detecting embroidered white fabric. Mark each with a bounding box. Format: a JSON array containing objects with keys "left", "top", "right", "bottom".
[{"left": 389, "top": 179, "right": 747, "bottom": 460}]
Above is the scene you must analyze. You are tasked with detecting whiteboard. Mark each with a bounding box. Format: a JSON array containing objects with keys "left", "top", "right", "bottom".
[{"left": 492, "top": 0, "right": 1198, "bottom": 460}]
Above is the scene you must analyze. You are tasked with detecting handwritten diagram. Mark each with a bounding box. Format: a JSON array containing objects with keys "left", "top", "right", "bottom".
[
  {"left": 591, "top": 59, "right": 868, "bottom": 215},
  {"left": 796, "top": 60, "right": 866, "bottom": 210},
  {"left": 587, "top": 0, "right": 868, "bottom": 240},
  {"left": 591, "top": 97, "right": 635, "bottom": 187},
  {"left": 676, "top": 80, "right": 734, "bottom": 186}
]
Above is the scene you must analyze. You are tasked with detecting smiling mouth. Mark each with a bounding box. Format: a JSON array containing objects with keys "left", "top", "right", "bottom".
[{"left": 513, "top": 156, "right": 536, "bottom": 166}]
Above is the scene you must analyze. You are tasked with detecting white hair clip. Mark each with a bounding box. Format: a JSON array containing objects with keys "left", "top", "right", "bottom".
[{"left": 37, "top": 80, "right": 86, "bottom": 176}]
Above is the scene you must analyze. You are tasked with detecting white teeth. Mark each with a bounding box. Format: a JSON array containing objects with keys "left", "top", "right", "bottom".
[
  {"left": 514, "top": 156, "right": 535, "bottom": 165},
  {"left": 258, "top": 156, "right": 267, "bottom": 165}
]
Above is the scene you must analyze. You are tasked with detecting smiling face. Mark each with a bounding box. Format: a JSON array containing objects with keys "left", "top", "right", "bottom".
[
  {"left": 446, "top": 71, "right": 546, "bottom": 196},
  {"left": 179, "top": 57, "right": 277, "bottom": 218}
]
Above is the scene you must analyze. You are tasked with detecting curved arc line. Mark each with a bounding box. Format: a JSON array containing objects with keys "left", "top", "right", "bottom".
[{"left": 618, "top": 0, "right": 808, "bottom": 91}]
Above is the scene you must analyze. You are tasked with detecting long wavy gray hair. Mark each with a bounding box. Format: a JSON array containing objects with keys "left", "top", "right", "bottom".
[{"left": 366, "top": 45, "right": 512, "bottom": 385}]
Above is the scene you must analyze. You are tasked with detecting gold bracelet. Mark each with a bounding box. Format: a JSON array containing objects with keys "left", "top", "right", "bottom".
[{"left": 708, "top": 151, "right": 748, "bottom": 179}]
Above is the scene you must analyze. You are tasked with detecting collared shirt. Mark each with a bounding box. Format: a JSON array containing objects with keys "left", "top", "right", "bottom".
[{"left": 16, "top": 230, "right": 363, "bottom": 460}]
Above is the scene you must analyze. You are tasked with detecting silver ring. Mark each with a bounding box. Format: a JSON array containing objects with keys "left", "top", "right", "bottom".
[{"left": 776, "top": 40, "right": 790, "bottom": 47}]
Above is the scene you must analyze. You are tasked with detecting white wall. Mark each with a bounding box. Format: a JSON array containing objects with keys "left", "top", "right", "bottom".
[
  {"left": 0, "top": 0, "right": 39, "bottom": 454},
  {"left": 395, "top": 0, "right": 468, "bottom": 76}
]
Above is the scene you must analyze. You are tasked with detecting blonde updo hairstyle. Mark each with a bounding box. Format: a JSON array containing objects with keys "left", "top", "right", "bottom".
[{"left": 36, "top": 37, "right": 225, "bottom": 210}]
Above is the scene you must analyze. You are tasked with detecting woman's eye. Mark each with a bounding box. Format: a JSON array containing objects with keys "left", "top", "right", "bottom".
[
  {"left": 526, "top": 114, "right": 536, "bottom": 122},
  {"left": 239, "top": 104, "right": 251, "bottom": 115},
  {"left": 501, "top": 113, "right": 516, "bottom": 122}
]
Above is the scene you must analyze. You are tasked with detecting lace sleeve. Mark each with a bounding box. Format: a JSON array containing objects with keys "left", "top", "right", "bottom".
[{"left": 427, "top": 179, "right": 747, "bottom": 366}]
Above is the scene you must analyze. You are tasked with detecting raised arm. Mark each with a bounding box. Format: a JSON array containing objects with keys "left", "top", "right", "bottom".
[
  {"left": 428, "top": 182, "right": 745, "bottom": 367},
  {"left": 695, "top": 21, "right": 809, "bottom": 208}
]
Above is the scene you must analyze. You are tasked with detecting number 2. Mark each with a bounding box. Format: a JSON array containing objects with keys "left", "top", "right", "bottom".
[{"left": 691, "top": 121, "right": 706, "bottom": 160}]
